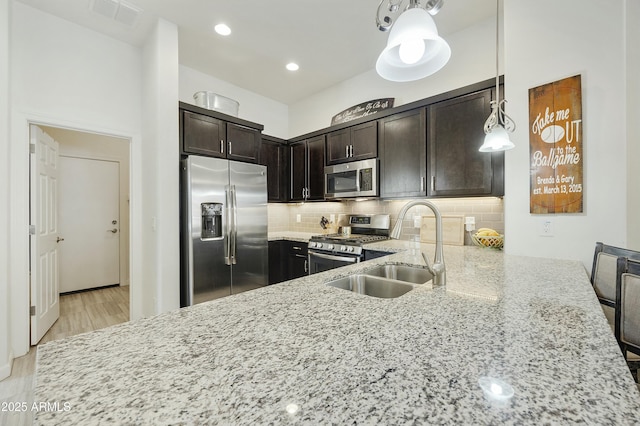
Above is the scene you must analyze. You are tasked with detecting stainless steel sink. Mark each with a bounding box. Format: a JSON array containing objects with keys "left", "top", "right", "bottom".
[
  {"left": 363, "top": 264, "right": 433, "bottom": 284},
  {"left": 325, "top": 274, "right": 415, "bottom": 299}
]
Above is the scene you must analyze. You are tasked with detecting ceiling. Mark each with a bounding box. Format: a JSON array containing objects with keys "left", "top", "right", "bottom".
[{"left": 16, "top": 0, "right": 496, "bottom": 105}]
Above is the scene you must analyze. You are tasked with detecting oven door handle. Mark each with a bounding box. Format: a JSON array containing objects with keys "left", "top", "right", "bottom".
[{"left": 309, "top": 251, "right": 359, "bottom": 263}]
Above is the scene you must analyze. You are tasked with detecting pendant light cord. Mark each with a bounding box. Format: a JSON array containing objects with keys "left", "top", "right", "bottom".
[{"left": 495, "top": 0, "right": 500, "bottom": 104}]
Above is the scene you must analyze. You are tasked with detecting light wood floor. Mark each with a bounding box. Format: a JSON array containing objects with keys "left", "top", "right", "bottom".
[{"left": 0, "top": 285, "right": 129, "bottom": 426}]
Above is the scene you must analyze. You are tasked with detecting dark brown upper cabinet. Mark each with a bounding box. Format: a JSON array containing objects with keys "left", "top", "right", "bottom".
[
  {"left": 326, "top": 121, "right": 377, "bottom": 165},
  {"left": 426, "top": 88, "right": 504, "bottom": 197},
  {"left": 259, "top": 135, "right": 289, "bottom": 203},
  {"left": 226, "top": 123, "right": 261, "bottom": 163},
  {"left": 182, "top": 111, "right": 226, "bottom": 158},
  {"left": 181, "top": 105, "right": 262, "bottom": 164},
  {"left": 290, "top": 135, "right": 325, "bottom": 201},
  {"left": 378, "top": 109, "right": 427, "bottom": 198}
]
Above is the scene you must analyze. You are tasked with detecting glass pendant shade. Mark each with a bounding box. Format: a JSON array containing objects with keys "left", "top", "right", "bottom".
[
  {"left": 376, "top": 8, "right": 451, "bottom": 82},
  {"left": 479, "top": 125, "right": 515, "bottom": 152}
]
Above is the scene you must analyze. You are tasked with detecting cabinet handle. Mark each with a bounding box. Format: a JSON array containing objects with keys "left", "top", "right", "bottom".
[
  {"left": 228, "top": 141, "right": 232, "bottom": 155},
  {"left": 350, "top": 145, "right": 354, "bottom": 158},
  {"left": 345, "top": 146, "right": 349, "bottom": 158},
  {"left": 220, "top": 140, "right": 224, "bottom": 154},
  {"left": 431, "top": 176, "right": 436, "bottom": 192},
  {"left": 421, "top": 177, "right": 425, "bottom": 192},
  {"left": 302, "top": 188, "right": 306, "bottom": 199},
  {"left": 304, "top": 259, "right": 308, "bottom": 273}
]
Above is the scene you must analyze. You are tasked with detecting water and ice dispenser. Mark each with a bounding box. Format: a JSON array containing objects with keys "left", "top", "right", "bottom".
[{"left": 201, "top": 202, "right": 222, "bottom": 240}]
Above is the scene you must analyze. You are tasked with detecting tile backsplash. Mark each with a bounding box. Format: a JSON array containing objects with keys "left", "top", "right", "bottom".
[{"left": 268, "top": 197, "right": 504, "bottom": 245}]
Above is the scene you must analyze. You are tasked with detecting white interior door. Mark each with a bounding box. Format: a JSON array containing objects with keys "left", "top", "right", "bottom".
[
  {"left": 58, "top": 156, "right": 120, "bottom": 293},
  {"left": 30, "top": 125, "right": 60, "bottom": 345}
]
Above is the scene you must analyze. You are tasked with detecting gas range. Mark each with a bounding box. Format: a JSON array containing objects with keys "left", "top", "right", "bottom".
[{"left": 308, "top": 214, "right": 390, "bottom": 256}]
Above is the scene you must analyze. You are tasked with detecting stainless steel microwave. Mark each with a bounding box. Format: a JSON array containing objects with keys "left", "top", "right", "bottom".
[{"left": 324, "top": 158, "right": 378, "bottom": 199}]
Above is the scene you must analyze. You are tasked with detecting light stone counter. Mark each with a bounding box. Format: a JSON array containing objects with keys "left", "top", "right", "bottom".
[
  {"left": 34, "top": 242, "right": 640, "bottom": 425},
  {"left": 267, "top": 231, "right": 316, "bottom": 243}
]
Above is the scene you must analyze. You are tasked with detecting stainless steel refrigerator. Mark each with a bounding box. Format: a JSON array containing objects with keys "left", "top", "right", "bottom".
[{"left": 181, "top": 155, "right": 268, "bottom": 306}]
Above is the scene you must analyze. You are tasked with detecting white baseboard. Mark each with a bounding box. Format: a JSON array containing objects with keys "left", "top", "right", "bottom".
[{"left": 0, "top": 351, "right": 13, "bottom": 381}]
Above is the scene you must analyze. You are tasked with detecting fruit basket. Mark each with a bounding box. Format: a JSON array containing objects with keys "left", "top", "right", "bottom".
[{"left": 472, "top": 233, "right": 504, "bottom": 249}]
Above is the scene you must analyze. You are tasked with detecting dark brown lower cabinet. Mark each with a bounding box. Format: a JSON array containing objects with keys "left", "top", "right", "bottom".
[{"left": 268, "top": 241, "right": 308, "bottom": 284}]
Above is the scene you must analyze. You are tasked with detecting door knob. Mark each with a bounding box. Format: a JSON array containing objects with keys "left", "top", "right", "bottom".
[
  {"left": 109, "top": 228, "right": 118, "bottom": 234},
  {"left": 56, "top": 237, "right": 65, "bottom": 243}
]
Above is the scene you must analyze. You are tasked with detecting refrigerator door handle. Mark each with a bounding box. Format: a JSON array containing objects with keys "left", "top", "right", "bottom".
[
  {"left": 230, "top": 185, "right": 238, "bottom": 265},
  {"left": 224, "top": 186, "right": 232, "bottom": 265}
]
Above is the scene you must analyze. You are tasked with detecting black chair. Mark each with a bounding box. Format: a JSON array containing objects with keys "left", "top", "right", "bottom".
[
  {"left": 615, "top": 257, "right": 640, "bottom": 382},
  {"left": 590, "top": 242, "right": 640, "bottom": 332}
]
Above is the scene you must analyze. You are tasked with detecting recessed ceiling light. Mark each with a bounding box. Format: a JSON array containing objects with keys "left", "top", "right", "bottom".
[
  {"left": 286, "top": 63, "right": 299, "bottom": 71},
  {"left": 214, "top": 23, "right": 231, "bottom": 36}
]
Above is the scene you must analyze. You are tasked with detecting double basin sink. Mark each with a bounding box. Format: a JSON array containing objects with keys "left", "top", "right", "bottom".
[{"left": 325, "top": 264, "right": 433, "bottom": 299}]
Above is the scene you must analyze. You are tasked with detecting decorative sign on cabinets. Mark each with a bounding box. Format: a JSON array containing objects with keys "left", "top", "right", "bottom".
[
  {"left": 529, "top": 75, "right": 583, "bottom": 214},
  {"left": 331, "top": 98, "right": 394, "bottom": 125}
]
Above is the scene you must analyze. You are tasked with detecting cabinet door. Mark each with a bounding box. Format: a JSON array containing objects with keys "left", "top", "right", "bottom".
[
  {"left": 378, "top": 109, "right": 427, "bottom": 198},
  {"left": 227, "top": 123, "right": 261, "bottom": 163},
  {"left": 182, "top": 111, "right": 225, "bottom": 158},
  {"left": 326, "top": 122, "right": 377, "bottom": 165},
  {"left": 290, "top": 142, "right": 307, "bottom": 201},
  {"left": 260, "top": 139, "right": 288, "bottom": 202},
  {"left": 427, "top": 89, "right": 503, "bottom": 197},
  {"left": 268, "top": 241, "right": 284, "bottom": 284},
  {"left": 326, "top": 128, "right": 351, "bottom": 165},
  {"left": 350, "top": 121, "right": 377, "bottom": 161},
  {"left": 285, "top": 241, "right": 308, "bottom": 280},
  {"left": 306, "top": 135, "right": 326, "bottom": 200}
]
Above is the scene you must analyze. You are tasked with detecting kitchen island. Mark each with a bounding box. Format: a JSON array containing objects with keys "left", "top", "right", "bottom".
[{"left": 34, "top": 242, "right": 640, "bottom": 424}]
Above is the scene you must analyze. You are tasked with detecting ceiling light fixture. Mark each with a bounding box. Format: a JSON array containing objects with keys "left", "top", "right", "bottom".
[
  {"left": 479, "top": 0, "right": 515, "bottom": 152},
  {"left": 375, "top": 0, "right": 450, "bottom": 82},
  {"left": 214, "top": 23, "right": 231, "bottom": 36},
  {"left": 286, "top": 63, "right": 299, "bottom": 71}
]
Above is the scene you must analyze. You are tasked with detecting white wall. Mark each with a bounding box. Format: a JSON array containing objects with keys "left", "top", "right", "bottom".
[
  {"left": 0, "top": 0, "right": 11, "bottom": 381},
  {"left": 179, "top": 65, "right": 289, "bottom": 138},
  {"left": 627, "top": 0, "right": 640, "bottom": 251},
  {"left": 288, "top": 17, "right": 496, "bottom": 137},
  {"left": 504, "top": 0, "right": 629, "bottom": 269},
  {"left": 141, "top": 19, "right": 180, "bottom": 315},
  {"left": 8, "top": 1, "right": 143, "bottom": 359}
]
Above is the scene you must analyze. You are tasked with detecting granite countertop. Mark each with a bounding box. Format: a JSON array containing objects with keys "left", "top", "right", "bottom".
[
  {"left": 34, "top": 242, "right": 640, "bottom": 425},
  {"left": 267, "top": 231, "right": 317, "bottom": 243}
]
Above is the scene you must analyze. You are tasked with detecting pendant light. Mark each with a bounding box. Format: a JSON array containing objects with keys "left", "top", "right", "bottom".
[
  {"left": 375, "top": 0, "right": 451, "bottom": 82},
  {"left": 479, "top": 0, "right": 515, "bottom": 152}
]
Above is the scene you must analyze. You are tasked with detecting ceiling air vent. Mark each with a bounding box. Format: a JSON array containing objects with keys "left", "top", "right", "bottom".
[{"left": 90, "top": 0, "right": 142, "bottom": 28}]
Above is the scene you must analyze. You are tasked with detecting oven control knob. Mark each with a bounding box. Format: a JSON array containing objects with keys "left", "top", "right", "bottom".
[
  {"left": 327, "top": 244, "right": 334, "bottom": 250},
  {"left": 309, "top": 242, "right": 315, "bottom": 248},
  {"left": 317, "top": 243, "right": 323, "bottom": 248},
  {"left": 347, "top": 246, "right": 355, "bottom": 252},
  {"left": 340, "top": 245, "right": 346, "bottom": 252}
]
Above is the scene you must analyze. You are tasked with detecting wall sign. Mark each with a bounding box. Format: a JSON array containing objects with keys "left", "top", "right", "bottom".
[
  {"left": 331, "top": 98, "right": 394, "bottom": 125},
  {"left": 529, "top": 75, "right": 583, "bottom": 214}
]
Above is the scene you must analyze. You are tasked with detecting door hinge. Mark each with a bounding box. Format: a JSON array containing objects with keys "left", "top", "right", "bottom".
[
  {"left": 29, "top": 225, "right": 36, "bottom": 235},
  {"left": 29, "top": 143, "right": 35, "bottom": 154},
  {"left": 30, "top": 306, "right": 36, "bottom": 316}
]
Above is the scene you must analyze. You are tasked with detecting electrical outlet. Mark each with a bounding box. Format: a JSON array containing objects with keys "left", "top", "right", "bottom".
[
  {"left": 296, "top": 214, "right": 301, "bottom": 223},
  {"left": 540, "top": 219, "right": 553, "bottom": 237},
  {"left": 330, "top": 214, "right": 335, "bottom": 223},
  {"left": 413, "top": 215, "right": 422, "bottom": 228},
  {"left": 465, "top": 216, "right": 475, "bottom": 232}
]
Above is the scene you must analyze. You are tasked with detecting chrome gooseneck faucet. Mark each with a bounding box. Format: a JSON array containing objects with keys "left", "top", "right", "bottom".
[{"left": 390, "top": 200, "right": 446, "bottom": 286}]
